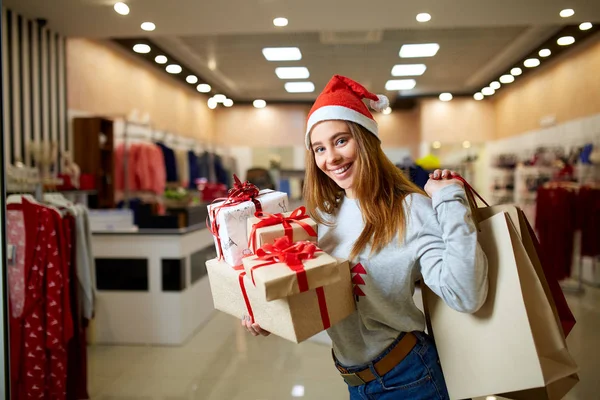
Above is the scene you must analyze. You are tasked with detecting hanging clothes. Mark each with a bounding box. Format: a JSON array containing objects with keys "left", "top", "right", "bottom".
[
  {"left": 114, "top": 142, "right": 167, "bottom": 195},
  {"left": 187, "top": 150, "right": 200, "bottom": 189},
  {"left": 175, "top": 149, "right": 190, "bottom": 188},
  {"left": 156, "top": 141, "right": 178, "bottom": 182},
  {"left": 578, "top": 186, "right": 600, "bottom": 257}
]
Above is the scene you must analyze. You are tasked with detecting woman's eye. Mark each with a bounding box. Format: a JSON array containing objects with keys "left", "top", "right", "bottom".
[
  {"left": 314, "top": 147, "right": 325, "bottom": 153},
  {"left": 336, "top": 138, "right": 347, "bottom": 146}
]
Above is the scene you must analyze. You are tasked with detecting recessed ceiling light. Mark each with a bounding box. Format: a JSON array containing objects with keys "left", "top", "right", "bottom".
[
  {"left": 539, "top": 49, "right": 551, "bottom": 57},
  {"left": 500, "top": 74, "right": 515, "bottom": 84},
  {"left": 207, "top": 98, "right": 218, "bottom": 109},
  {"left": 511, "top": 67, "right": 523, "bottom": 76},
  {"left": 490, "top": 81, "right": 501, "bottom": 90},
  {"left": 197, "top": 83, "right": 211, "bottom": 93},
  {"left": 524, "top": 58, "right": 540, "bottom": 68},
  {"left": 291, "top": 385, "right": 305, "bottom": 398},
  {"left": 385, "top": 79, "right": 417, "bottom": 91},
  {"left": 133, "top": 44, "right": 150, "bottom": 54},
  {"left": 275, "top": 67, "right": 310, "bottom": 79},
  {"left": 223, "top": 99, "right": 234, "bottom": 107},
  {"left": 113, "top": 2, "right": 130, "bottom": 15},
  {"left": 166, "top": 64, "right": 182, "bottom": 74},
  {"left": 474, "top": 92, "right": 484, "bottom": 101},
  {"left": 432, "top": 141, "right": 442, "bottom": 149},
  {"left": 439, "top": 93, "right": 453, "bottom": 102},
  {"left": 463, "top": 140, "right": 472, "bottom": 149},
  {"left": 186, "top": 75, "right": 198, "bottom": 84},
  {"left": 416, "top": 13, "right": 431, "bottom": 22},
  {"left": 253, "top": 99, "right": 267, "bottom": 108},
  {"left": 560, "top": 9, "right": 575, "bottom": 18},
  {"left": 285, "top": 82, "right": 315, "bottom": 93},
  {"left": 557, "top": 36, "right": 575, "bottom": 46},
  {"left": 262, "top": 47, "right": 302, "bottom": 61},
  {"left": 486, "top": 397, "right": 497, "bottom": 400},
  {"left": 580, "top": 22, "right": 593, "bottom": 31},
  {"left": 141, "top": 22, "right": 156, "bottom": 31},
  {"left": 213, "top": 94, "right": 227, "bottom": 103},
  {"left": 482, "top": 87, "right": 495, "bottom": 96},
  {"left": 383, "top": 107, "right": 392, "bottom": 115},
  {"left": 155, "top": 55, "right": 167, "bottom": 64},
  {"left": 273, "top": 17, "right": 288, "bottom": 27},
  {"left": 399, "top": 43, "right": 440, "bottom": 58},
  {"left": 391, "top": 64, "right": 427, "bottom": 76}
]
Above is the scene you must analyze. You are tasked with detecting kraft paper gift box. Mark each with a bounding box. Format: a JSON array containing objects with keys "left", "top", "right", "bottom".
[
  {"left": 208, "top": 188, "right": 289, "bottom": 266},
  {"left": 242, "top": 237, "right": 340, "bottom": 301},
  {"left": 246, "top": 206, "right": 318, "bottom": 253},
  {"left": 205, "top": 257, "right": 356, "bottom": 343}
]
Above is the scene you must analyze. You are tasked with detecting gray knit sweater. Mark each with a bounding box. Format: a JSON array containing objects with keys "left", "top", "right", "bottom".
[{"left": 319, "top": 184, "right": 488, "bottom": 366}]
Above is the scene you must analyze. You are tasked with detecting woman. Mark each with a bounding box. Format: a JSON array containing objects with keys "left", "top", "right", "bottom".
[{"left": 243, "top": 75, "right": 488, "bottom": 399}]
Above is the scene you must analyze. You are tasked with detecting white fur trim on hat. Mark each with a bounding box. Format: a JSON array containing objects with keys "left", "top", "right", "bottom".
[
  {"left": 305, "top": 105, "right": 379, "bottom": 149},
  {"left": 369, "top": 95, "right": 389, "bottom": 112}
]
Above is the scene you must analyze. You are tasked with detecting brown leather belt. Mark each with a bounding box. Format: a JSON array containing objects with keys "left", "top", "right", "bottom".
[{"left": 334, "top": 332, "right": 418, "bottom": 387}]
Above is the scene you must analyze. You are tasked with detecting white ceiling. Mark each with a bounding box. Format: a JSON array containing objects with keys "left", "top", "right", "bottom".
[{"left": 5, "top": 0, "right": 600, "bottom": 102}]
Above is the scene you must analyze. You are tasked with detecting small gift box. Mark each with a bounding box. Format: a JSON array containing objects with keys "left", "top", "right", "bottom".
[
  {"left": 207, "top": 175, "right": 289, "bottom": 266},
  {"left": 247, "top": 206, "right": 318, "bottom": 252},
  {"left": 242, "top": 237, "right": 340, "bottom": 301},
  {"left": 205, "top": 257, "right": 355, "bottom": 343}
]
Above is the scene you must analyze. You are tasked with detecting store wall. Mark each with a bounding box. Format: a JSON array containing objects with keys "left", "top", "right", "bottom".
[
  {"left": 493, "top": 35, "right": 600, "bottom": 139},
  {"left": 66, "top": 38, "right": 215, "bottom": 141}
]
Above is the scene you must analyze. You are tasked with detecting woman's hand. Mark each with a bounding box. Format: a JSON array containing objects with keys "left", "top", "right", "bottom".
[
  {"left": 241, "top": 315, "right": 271, "bottom": 337},
  {"left": 424, "top": 169, "right": 463, "bottom": 197}
]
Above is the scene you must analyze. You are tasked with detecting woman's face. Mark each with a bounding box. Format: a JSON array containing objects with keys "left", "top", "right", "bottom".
[{"left": 310, "top": 120, "right": 358, "bottom": 197}]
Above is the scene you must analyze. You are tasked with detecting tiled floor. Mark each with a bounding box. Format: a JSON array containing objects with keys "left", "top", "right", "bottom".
[{"left": 88, "top": 285, "right": 600, "bottom": 399}]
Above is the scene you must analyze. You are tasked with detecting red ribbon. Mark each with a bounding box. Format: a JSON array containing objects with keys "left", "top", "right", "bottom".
[
  {"left": 316, "top": 287, "right": 331, "bottom": 329},
  {"left": 234, "top": 265, "right": 255, "bottom": 324},
  {"left": 250, "top": 237, "right": 320, "bottom": 294},
  {"left": 248, "top": 206, "right": 317, "bottom": 252}
]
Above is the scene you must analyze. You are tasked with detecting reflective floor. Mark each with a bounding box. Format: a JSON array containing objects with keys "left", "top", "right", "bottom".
[{"left": 89, "top": 285, "right": 600, "bottom": 400}]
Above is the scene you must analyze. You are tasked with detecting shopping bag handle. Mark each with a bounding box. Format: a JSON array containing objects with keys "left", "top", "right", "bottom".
[
  {"left": 453, "top": 176, "right": 489, "bottom": 229},
  {"left": 454, "top": 176, "right": 489, "bottom": 207}
]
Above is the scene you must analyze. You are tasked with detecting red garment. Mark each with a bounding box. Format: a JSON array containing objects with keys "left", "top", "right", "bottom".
[
  {"left": 535, "top": 186, "right": 578, "bottom": 281},
  {"left": 114, "top": 142, "right": 167, "bottom": 194},
  {"left": 7, "top": 199, "right": 67, "bottom": 400},
  {"left": 578, "top": 186, "right": 600, "bottom": 257}
]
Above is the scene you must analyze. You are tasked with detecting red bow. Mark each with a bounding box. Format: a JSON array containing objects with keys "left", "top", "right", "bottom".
[
  {"left": 251, "top": 237, "right": 319, "bottom": 293},
  {"left": 248, "top": 206, "right": 317, "bottom": 252}
]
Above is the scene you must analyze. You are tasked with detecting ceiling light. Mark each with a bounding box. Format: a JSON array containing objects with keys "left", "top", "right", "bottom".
[
  {"left": 557, "top": 36, "right": 575, "bottom": 46},
  {"left": 197, "top": 84, "right": 211, "bottom": 93},
  {"left": 416, "top": 13, "right": 431, "bottom": 22},
  {"left": 141, "top": 22, "right": 156, "bottom": 31},
  {"left": 490, "top": 81, "right": 501, "bottom": 90},
  {"left": 511, "top": 67, "right": 523, "bottom": 76},
  {"left": 285, "top": 82, "right": 315, "bottom": 93},
  {"left": 474, "top": 92, "right": 484, "bottom": 101},
  {"left": 500, "top": 74, "right": 515, "bottom": 84},
  {"left": 213, "top": 94, "right": 227, "bottom": 103},
  {"left": 560, "top": 9, "right": 575, "bottom": 18},
  {"left": 400, "top": 43, "right": 440, "bottom": 58},
  {"left": 439, "top": 93, "right": 453, "bottom": 102},
  {"left": 432, "top": 141, "right": 442, "bottom": 149},
  {"left": 155, "top": 55, "right": 167, "bottom": 64},
  {"left": 166, "top": 64, "right": 182, "bottom": 74},
  {"left": 463, "top": 140, "right": 472, "bottom": 149},
  {"left": 133, "top": 44, "right": 150, "bottom": 54},
  {"left": 186, "top": 75, "right": 198, "bottom": 84},
  {"left": 385, "top": 79, "right": 417, "bottom": 91},
  {"left": 383, "top": 107, "right": 392, "bottom": 115},
  {"left": 539, "top": 49, "right": 551, "bottom": 57},
  {"left": 253, "top": 99, "right": 267, "bottom": 109},
  {"left": 275, "top": 67, "right": 310, "bottom": 79},
  {"left": 580, "top": 22, "right": 593, "bottom": 31},
  {"left": 391, "top": 64, "right": 427, "bottom": 76},
  {"left": 224, "top": 99, "right": 234, "bottom": 107},
  {"left": 291, "top": 385, "right": 305, "bottom": 397},
  {"left": 113, "top": 2, "right": 130, "bottom": 15},
  {"left": 524, "top": 58, "right": 540, "bottom": 68},
  {"left": 207, "top": 98, "right": 218, "bottom": 109},
  {"left": 262, "top": 47, "right": 302, "bottom": 61},
  {"left": 273, "top": 17, "right": 288, "bottom": 27},
  {"left": 482, "top": 87, "right": 495, "bottom": 96},
  {"left": 486, "top": 397, "right": 497, "bottom": 400}
]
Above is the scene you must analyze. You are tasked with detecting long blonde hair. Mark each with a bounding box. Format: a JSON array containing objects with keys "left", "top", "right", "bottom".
[{"left": 304, "top": 121, "right": 425, "bottom": 260}]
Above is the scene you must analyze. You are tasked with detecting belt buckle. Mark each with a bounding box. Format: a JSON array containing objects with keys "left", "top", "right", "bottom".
[{"left": 341, "top": 372, "right": 366, "bottom": 387}]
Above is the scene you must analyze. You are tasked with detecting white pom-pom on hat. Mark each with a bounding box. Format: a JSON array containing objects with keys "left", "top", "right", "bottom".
[{"left": 369, "top": 95, "right": 389, "bottom": 112}]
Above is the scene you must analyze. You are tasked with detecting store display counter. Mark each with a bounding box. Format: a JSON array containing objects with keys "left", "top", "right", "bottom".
[{"left": 91, "top": 224, "right": 217, "bottom": 345}]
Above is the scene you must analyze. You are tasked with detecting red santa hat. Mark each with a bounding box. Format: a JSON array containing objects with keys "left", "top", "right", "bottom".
[{"left": 305, "top": 75, "right": 389, "bottom": 149}]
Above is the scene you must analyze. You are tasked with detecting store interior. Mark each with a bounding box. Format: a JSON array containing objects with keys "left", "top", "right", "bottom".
[{"left": 1, "top": 0, "right": 600, "bottom": 399}]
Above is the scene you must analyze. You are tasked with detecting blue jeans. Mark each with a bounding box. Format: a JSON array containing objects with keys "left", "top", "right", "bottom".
[{"left": 335, "top": 331, "right": 450, "bottom": 400}]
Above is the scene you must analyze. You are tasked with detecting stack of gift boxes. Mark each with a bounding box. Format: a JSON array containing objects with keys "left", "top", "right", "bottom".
[{"left": 205, "top": 178, "right": 355, "bottom": 343}]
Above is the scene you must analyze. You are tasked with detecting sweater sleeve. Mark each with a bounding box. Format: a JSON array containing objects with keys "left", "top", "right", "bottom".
[{"left": 415, "top": 184, "right": 489, "bottom": 313}]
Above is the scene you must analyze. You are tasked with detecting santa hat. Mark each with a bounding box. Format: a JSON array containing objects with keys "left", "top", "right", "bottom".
[{"left": 305, "top": 75, "right": 389, "bottom": 149}]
